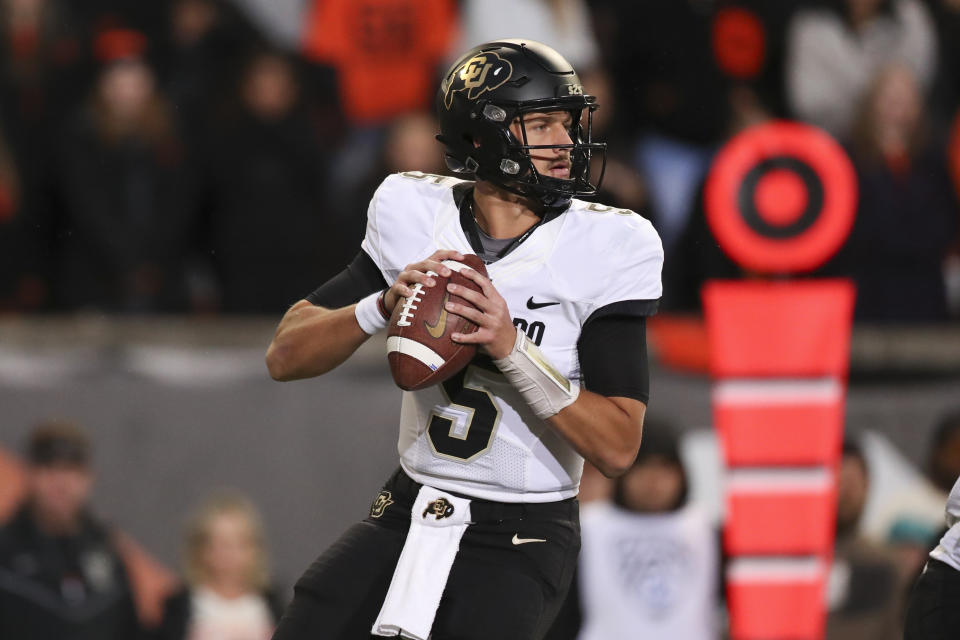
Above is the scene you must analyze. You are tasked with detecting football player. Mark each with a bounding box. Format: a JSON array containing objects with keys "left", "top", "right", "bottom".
[{"left": 266, "top": 39, "right": 663, "bottom": 640}]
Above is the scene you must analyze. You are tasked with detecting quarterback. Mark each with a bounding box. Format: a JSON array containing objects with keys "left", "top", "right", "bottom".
[{"left": 266, "top": 39, "right": 663, "bottom": 640}]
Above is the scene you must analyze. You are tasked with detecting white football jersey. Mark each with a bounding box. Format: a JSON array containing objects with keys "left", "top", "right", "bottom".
[{"left": 362, "top": 172, "right": 663, "bottom": 502}]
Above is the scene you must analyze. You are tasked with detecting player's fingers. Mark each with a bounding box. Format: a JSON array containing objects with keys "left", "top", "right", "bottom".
[
  {"left": 457, "top": 267, "right": 496, "bottom": 296},
  {"left": 451, "top": 328, "right": 488, "bottom": 344},
  {"left": 400, "top": 264, "right": 444, "bottom": 285},
  {"left": 446, "top": 282, "right": 489, "bottom": 312},
  {"left": 396, "top": 269, "right": 436, "bottom": 293},
  {"left": 445, "top": 300, "right": 486, "bottom": 325},
  {"left": 387, "top": 280, "right": 415, "bottom": 305},
  {"left": 422, "top": 259, "right": 453, "bottom": 278},
  {"left": 407, "top": 259, "right": 451, "bottom": 279},
  {"left": 428, "top": 249, "right": 465, "bottom": 264}
]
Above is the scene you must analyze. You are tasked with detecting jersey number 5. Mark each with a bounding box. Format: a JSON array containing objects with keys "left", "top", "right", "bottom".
[{"left": 427, "top": 366, "right": 501, "bottom": 462}]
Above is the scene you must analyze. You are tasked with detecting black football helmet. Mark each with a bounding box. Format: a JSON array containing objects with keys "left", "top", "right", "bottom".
[{"left": 436, "top": 39, "right": 606, "bottom": 208}]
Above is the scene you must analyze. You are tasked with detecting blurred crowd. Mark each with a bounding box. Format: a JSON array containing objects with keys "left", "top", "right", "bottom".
[
  {"left": 0, "top": 0, "right": 957, "bottom": 320},
  {"left": 2, "top": 3, "right": 960, "bottom": 639},
  {"left": 0, "top": 422, "right": 283, "bottom": 640},
  {"left": 4, "top": 412, "right": 960, "bottom": 639}
]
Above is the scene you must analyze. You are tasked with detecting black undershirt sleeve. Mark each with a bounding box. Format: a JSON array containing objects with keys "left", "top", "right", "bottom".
[
  {"left": 577, "top": 312, "right": 651, "bottom": 404},
  {"left": 304, "top": 250, "right": 387, "bottom": 308},
  {"left": 305, "top": 252, "right": 653, "bottom": 401}
]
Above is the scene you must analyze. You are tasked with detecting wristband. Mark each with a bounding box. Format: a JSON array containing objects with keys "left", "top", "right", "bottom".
[
  {"left": 376, "top": 290, "right": 392, "bottom": 320},
  {"left": 355, "top": 290, "right": 390, "bottom": 335},
  {"left": 493, "top": 330, "right": 580, "bottom": 420}
]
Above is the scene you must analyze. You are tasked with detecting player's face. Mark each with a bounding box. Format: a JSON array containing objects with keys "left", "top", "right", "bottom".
[{"left": 510, "top": 111, "right": 575, "bottom": 180}]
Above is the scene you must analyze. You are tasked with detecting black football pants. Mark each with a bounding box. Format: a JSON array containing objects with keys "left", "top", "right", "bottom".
[
  {"left": 904, "top": 558, "right": 960, "bottom": 640},
  {"left": 272, "top": 467, "right": 580, "bottom": 640}
]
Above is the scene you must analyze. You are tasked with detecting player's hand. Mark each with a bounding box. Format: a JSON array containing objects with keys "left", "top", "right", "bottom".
[
  {"left": 383, "top": 249, "right": 465, "bottom": 313},
  {"left": 445, "top": 267, "right": 517, "bottom": 360}
]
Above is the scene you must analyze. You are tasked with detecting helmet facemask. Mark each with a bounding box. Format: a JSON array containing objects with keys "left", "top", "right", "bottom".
[{"left": 445, "top": 96, "right": 607, "bottom": 208}]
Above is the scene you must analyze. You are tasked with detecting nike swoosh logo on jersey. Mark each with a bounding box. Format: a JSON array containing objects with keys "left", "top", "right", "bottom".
[
  {"left": 425, "top": 294, "right": 450, "bottom": 338},
  {"left": 512, "top": 534, "right": 547, "bottom": 545},
  {"left": 526, "top": 297, "right": 559, "bottom": 310}
]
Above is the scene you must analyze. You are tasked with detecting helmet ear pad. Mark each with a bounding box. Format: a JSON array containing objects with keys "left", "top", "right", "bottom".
[
  {"left": 441, "top": 101, "right": 521, "bottom": 179},
  {"left": 438, "top": 127, "right": 480, "bottom": 174}
]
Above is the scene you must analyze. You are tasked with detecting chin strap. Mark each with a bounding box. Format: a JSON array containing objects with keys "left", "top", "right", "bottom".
[{"left": 493, "top": 330, "right": 580, "bottom": 420}]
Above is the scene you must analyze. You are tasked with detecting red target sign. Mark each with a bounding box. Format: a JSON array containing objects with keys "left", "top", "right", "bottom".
[{"left": 705, "top": 121, "right": 857, "bottom": 274}]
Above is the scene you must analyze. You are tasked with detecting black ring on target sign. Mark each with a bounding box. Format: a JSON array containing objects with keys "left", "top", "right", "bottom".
[
  {"left": 705, "top": 121, "right": 856, "bottom": 274},
  {"left": 739, "top": 157, "right": 823, "bottom": 239}
]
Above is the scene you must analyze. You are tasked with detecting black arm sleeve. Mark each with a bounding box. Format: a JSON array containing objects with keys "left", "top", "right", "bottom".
[
  {"left": 304, "top": 250, "right": 388, "bottom": 308},
  {"left": 577, "top": 314, "right": 650, "bottom": 404}
]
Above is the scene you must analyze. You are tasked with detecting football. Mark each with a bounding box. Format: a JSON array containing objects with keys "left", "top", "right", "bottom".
[{"left": 387, "top": 254, "right": 488, "bottom": 391}]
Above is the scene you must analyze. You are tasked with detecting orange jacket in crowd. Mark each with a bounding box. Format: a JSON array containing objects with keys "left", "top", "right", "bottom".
[{"left": 302, "top": 0, "right": 458, "bottom": 125}]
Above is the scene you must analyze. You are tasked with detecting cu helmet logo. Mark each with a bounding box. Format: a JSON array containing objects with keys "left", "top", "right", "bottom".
[{"left": 443, "top": 52, "right": 513, "bottom": 109}]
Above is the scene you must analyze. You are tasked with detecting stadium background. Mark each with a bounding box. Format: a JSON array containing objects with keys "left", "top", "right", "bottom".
[{"left": 1, "top": 0, "right": 959, "bottom": 638}]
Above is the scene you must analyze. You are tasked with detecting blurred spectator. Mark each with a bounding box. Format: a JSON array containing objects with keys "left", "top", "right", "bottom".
[
  {"left": 0, "top": 421, "right": 141, "bottom": 640},
  {"left": 200, "top": 48, "right": 343, "bottom": 313},
  {"left": 0, "top": 0, "right": 88, "bottom": 312},
  {"left": 859, "top": 423, "right": 952, "bottom": 564},
  {"left": 454, "top": 0, "right": 600, "bottom": 73},
  {"left": 584, "top": 68, "right": 649, "bottom": 215},
  {"left": 785, "top": 0, "right": 937, "bottom": 141},
  {"left": 154, "top": 0, "right": 262, "bottom": 142},
  {"left": 0, "top": 129, "right": 19, "bottom": 224},
  {"left": 40, "top": 31, "right": 196, "bottom": 312},
  {"left": 575, "top": 459, "right": 614, "bottom": 506},
  {"left": 820, "top": 64, "right": 959, "bottom": 322},
  {"left": 0, "top": 125, "right": 45, "bottom": 311},
  {"left": 886, "top": 515, "right": 941, "bottom": 599},
  {"left": 378, "top": 111, "right": 447, "bottom": 178},
  {"left": 707, "top": 1, "right": 807, "bottom": 120},
  {"left": 590, "top": 0, "right": 730, "bottom": 146},
  {"left": 826, "top": 440, "right": 905, "bottom": 640},
  {"left": 925, "top": 0, "right": 960, "bottom": 124},
  {"left": 157, "top": 491, "right": 282, "bottom": 640},
  {"left": 300, "top": 0, "right": 456, "bottom": 128},
  {"left": 589, "top": 0, "right": 735, "bottom": 253},
  {"left": 659, "top": 86, "right": 775, "bottom": 313},
  {"left": 658, "top": 186, "right": 742, "bottom": 313},
  {"left": 69, "top": 0, "right": 167, "bottom": 42},
  {"left": 0, "top": 0, "right": 89, "bottom": 169},
  {"left": 300, "top": 0, "right": 457, "bottom": 192},
  {"left": 340, "top": 110, "right": 448, "bottom": 223},
  {"left": 546, "top": 423, "right": 720, "bottom": 639}
]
